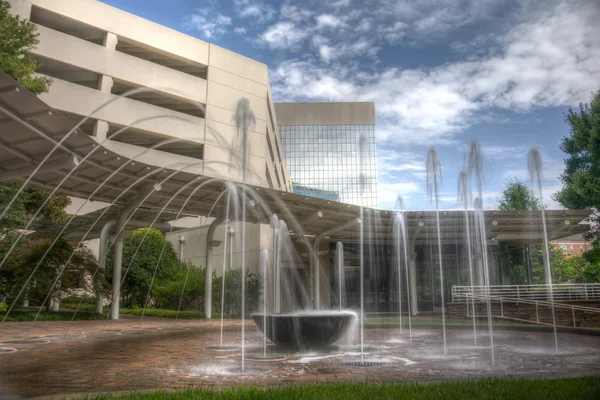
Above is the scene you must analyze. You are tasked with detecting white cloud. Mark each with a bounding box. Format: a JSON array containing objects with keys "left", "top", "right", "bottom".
[
  {"left": 259, "top": 22, "right": 309, "bottom": 49},
  {"left": 270, "top": 1, "right": 600, "bottom": 146},
  {"left": 234, "top": 27, "right": 247, "bottom": 35},
  {"left": 280, "top": 4, "right": 314, "bottom": 22},
  {"left": 234, "top": 0, "right": 276, "bottom": 23},
  {"left": 316, "top": 14, "right": 344, "bottom": 29},
  {"left": 184, "top": 10, "right": 231, "bottom": 38},
  {"left": 378, "top": 182, "right": 421, "bottom": 209},
  {"left": 330, "top": 0, "right": 352, "bottom": 8}
]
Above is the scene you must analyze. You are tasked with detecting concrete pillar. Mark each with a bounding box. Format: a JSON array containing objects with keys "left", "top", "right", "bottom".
[
  {"left": 110, "top": 237, "right": 124, "bottom": 320},
  {"left": 409, "top": 251, "right": 418, "bottom": 316},
  {"left": 97, "top": 220, "right": 117, "bottom": 314},
  {"left": 476, "top": 251, "right": 485, "bottom": 286},
  {"left": 178, "top": 235, "right": 186, "bottom": 261},
  {"left": 92, "top": 120, "right": 109, "bottom": 141},
  {"left": 48, "top": 299, "right": 54, "bottom": 311},
  {"left": 204, "top": 218, "right": 223, "bottom": 319},
  {"left": 91, "top": 32, "right": 117, "bottom": 142},
  {"left": 103, "top": 32, "right": 118, "bottom": 51},
  {"left": 51, "top": 296, "right": 60, "bottom": 312}
]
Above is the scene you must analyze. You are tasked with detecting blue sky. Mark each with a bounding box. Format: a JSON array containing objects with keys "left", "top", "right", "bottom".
[{"left": 102, "top": 0, "right": 600, "bottom": 210}]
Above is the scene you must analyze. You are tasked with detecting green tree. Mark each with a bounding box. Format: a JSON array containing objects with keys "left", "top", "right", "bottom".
[
  {"left": 496, "top": 178, "right": 542, "bottom": 284},
  {"left": 554, "top": 90, "right": 600, "bottom": 248},
  {"left": 0, "top": 0, "right": 69, "bottom": 286},
  {"left": 497, "top": 178, "right": 542, "bottom": 210},
  {"left": 0, "top": 0, "right": 51, "bottom": 94},
  {"left": 550, "top": 247, "right": 593, "bottom": 284},
  {"left": 3, "top": 238, "right": 105, "bottom": 309},
  {"left": 212, "top": 268, "right": 261, "bottom": 317},
  {"left": 107, "top": 228, "right": 185, "bottom": 308},
  {"left": 152, "top": 260, "right": 205, "bottom": 311}
]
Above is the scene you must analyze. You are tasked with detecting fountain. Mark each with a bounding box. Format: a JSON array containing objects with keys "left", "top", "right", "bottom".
[{"left": 1, "top": 68, "right": 596, "bottom": 394}]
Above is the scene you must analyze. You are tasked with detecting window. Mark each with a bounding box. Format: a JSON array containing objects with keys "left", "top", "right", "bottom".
[{"left": 570, "top": 246, "right": 575, "bottom": 254}]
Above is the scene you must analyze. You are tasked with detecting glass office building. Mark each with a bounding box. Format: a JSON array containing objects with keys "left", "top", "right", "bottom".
[{"left": 275, "top": 103, "right": 378, "bottom": 208}]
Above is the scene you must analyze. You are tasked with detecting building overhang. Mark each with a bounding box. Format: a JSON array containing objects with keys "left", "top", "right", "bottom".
[{"left": 0, "top": 71, "right": 592, "bottom": 244}]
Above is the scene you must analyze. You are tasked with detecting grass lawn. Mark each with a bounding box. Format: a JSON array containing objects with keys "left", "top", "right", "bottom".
[
  {"left": 365, "top": 317, "right": 534, "bottom": 326},
  {"left": 79, "top": 377, "right": 600, "bottom": 399}
]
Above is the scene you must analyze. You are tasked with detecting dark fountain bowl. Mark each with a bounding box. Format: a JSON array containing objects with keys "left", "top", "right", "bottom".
[{"left": 252, "top": 310, "right": 358, "bottom": 351}]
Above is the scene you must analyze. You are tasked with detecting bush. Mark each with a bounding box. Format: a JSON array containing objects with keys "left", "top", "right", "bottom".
[
  {"left": 152, "top": 261, "right": 204, "bottom": 310},
  {"left": 0, "top": 301, "right": 7, "bottom": 312},
  {"left": 61, "top": 295, "right": 96, "bottom": 305},
  {"left": 212, "top": 268, "right": 261, "bottom": 317}
]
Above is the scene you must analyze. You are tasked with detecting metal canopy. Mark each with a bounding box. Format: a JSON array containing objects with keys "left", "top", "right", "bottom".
[{"left": 0, "top": 71, "right": 592, "bottom": 244}]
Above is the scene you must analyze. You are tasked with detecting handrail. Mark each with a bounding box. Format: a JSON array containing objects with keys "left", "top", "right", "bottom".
[
  {"left": 452, "top": 283, "right": 600, "bottom": 302},
  {"left": 465, "top": 293, "right": 600, "bottom": 313},
  {"left": 464, "top": 292, "right": 600, "bottom": 327}
]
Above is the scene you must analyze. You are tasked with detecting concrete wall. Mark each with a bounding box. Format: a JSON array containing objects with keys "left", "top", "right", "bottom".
[
  {"left": 165, "top": 221, "right": 272, "bottom": 277},
  {"left": 448, "top": 300, "right": 600, "bottom": 328},
  {"left": 274, "top": 102, "right": 376, "bottom": 126}
]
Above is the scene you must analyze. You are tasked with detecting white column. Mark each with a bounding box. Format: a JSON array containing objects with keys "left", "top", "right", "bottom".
[
  {"left": 110, "top": 237, "right": 124, "bottom": 320},
  {"left": 92, "top": 32, "right": 117, "bottom": 141},
  {"left": 51, "top": 296, "right": 60, "bottom": 312},
  {"left": 476, "top": 251, "right": 485, "bottom": 286},
  {"left": 409, "top": 252, "right": 418, "bottom": 315},
  {"left": 97, "top": 220, "right": 116, "bottom": 314},
  {"left": 204, "top": 218, "right": 223, "bottom": 319}
]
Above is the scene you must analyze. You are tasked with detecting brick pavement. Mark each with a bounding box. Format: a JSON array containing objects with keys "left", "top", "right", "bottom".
[{"left": 1, "top": 318, "right": 600, "bottom": 398}]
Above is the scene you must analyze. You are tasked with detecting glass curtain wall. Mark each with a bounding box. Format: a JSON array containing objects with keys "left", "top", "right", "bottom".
[{"left": 280, "top": 124, "right": 378, "bottom": 208}]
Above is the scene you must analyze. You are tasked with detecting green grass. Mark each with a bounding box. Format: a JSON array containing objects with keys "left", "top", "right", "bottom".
[
  {"left": 0, "top": 308, "right": 104, "bottom": 322},
  {"left": 364, "top": 317, "right": 534, "bottom": 326},
  {"left": 78, "top": 377, "right": 600, "bottom": 400}
]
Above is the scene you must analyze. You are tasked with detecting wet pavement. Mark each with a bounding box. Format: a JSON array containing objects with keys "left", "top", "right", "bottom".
[{"left": 1, "top": 318, "right": 600, "bottom": 398}]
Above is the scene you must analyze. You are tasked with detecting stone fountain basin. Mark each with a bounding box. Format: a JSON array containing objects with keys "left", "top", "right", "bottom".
[{"left": 252, "top": 310, "right": 357, "bottom": 350}]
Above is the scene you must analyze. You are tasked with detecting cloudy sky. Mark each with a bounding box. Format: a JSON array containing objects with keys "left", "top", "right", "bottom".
[{"left": 104, "top": 0, "right": 600, "bottom": 210}]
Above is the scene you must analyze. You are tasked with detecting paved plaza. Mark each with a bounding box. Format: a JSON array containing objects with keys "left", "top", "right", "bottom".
[{"left": 1, "top": 317, "right": 600, "bottom": 398}]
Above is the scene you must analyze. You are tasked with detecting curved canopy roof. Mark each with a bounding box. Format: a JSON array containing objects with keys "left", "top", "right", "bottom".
[{"left": 0, "top": 71, "right": 591, "bottom": 244}]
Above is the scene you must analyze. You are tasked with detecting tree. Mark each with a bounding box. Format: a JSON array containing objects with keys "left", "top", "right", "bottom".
[
  {"left": 107, "top": 228, "right": 186, "bottom": 308},
  {"left": 497, "top": 178, "right": 542, "bottom": 211},
  {"left": 0, "top": 0, "right": 69, "bottom": 277},
  {"left": 0, "top": 0, "right": 51, "bottom": 94},
  {"left": 212, "top": 268, "right": 261, "bottom": 317},
  {"left": 152, "top": 260, "right": 205, "bottom": 311},
  {"left": 554, "top": 90, "right": 600, "bottom": 249},
  {"left": 3, "top": 238, "right": 105, "bottom": 309},
  {"left": 0, "top": 183, "right": 71, "bottom": 267},
  {"left": 496, "top": 178, "right": 543, "bottom": 284}
]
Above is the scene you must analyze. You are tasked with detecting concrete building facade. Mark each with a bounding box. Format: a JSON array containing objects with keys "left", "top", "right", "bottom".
[
  {"left": 8, "top": 0, "right": 291, "bottom": 192},
  {"left": 7, "top": 0, "right": 293, "bottom": 317}
]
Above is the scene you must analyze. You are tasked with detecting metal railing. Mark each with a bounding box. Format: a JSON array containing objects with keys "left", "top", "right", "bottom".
[
  {"left": 463, "top": 292, "right": 600, "bottom": 328},
  {"left": 452, "top": 283, "right": 600, "bottom": 302}
]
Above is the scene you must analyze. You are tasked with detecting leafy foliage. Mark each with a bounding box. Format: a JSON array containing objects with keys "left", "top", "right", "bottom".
[
  {"left": 212, "top": 267, "right": 261, "bottom": 317},
  {"left": 152, "top": 260, "right": 205, "bottom": 310},
  {"left": 497, "top": 178, "right": 542, "bottom": 210},
  {"left": 0, "top": 0, "right": 51, "bottom": 94},
  {"left": 106, "top": 228, "right": 205, "bottom": 310},
  {"left": 0, "top": 183, "right": 71, "bottom": 300},
  {"left": 554, "top": 90, "right": 600, "bottom": 247},
  {"left": 107, "top": 228, "right": 179, "bottom": 308},
  {"left": 2, "top": 238, "right": 105, "bottom": 307}
]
